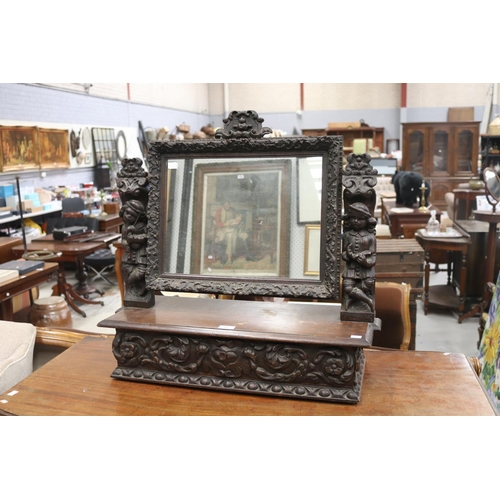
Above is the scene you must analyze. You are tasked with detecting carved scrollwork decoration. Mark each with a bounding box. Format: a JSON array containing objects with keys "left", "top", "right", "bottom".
[
  {"left": 342, "top": 153, "right": 378, "bottom": 215},
  {"left": 111, "top": 331, "right": 364, "bottom": 403},
  {"left": 214, "top": 110, "right": 273, "bottom": 139},
  {"left": 340, "top": 153, "right": 377, "bottom": 322},
  {"left": 117, "top": 157, "right": 155, "bottom": 308}
]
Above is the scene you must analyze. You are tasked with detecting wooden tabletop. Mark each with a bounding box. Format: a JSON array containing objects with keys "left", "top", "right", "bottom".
[
  {"left": 11, "top": 240, "right": 106, "bottom": 262},
  {"left": 1, "top": 336, "right": 496, "bottom": 416}
]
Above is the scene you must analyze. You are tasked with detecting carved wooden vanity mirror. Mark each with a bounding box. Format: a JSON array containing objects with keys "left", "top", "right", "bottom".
[{"left": 99, "top": 111, "right": 380, "bottom": 404}]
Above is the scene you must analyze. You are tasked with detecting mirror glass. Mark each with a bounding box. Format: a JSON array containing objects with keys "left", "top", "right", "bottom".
[
  {"left": 160, "top": 156, "right": 322, "bottom": 280},
  {"left": 145, "top": 135, "right": 343, "bottom": 299},
  {"left": 483, "top": 167, "right": 500, "bottom": 201}
]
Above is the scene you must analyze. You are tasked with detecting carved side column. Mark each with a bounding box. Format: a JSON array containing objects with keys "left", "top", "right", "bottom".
[
  {"left": 340, "top": 153, "right": 378, "bottom": 322},
  {"left": 116, "top": 157, "right": 155, "bottom": 308}
]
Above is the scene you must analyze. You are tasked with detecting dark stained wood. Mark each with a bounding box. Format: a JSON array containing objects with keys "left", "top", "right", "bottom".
[
  {"left": 0, "top": 236, "right": 23, "bottom": 263},
  {"left": 99, "top": 295, "right": 374, "bottom": 346},
  {"left": 100, "top": 296, "right": 374, "bottom": 403},
  {"left": 97, "top": 214, "right": 123, "bottom": 233},
  {"left": 382, "top": 199, "right": 442, "bottom": 238},
  {"left": 1, "top": 336, "right": 496, "bottom": 416}
]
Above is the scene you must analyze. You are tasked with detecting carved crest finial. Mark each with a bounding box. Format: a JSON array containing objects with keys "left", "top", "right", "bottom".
[
  {"left": 215, "top": 110, "right": 273, "bottom": 139},
  {"left": 344, "top": 153, "right": 377, "bottom": 176},
  {"left": 118, "top": 157, "right": 148, "bottom": 179}
]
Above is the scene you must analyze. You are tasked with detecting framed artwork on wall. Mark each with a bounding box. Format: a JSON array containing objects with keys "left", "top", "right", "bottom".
[
  {"left": 191, "top": 160, "right": 291, "bottom": 277},
  {"left": 0, "top": 126, "right": 39, "bottom": 172},
  {"left": 38, "top": 128, "right": 70, "bottom": 168}
]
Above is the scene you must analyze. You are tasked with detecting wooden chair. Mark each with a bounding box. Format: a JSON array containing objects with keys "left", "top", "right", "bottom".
[{"left": 373, "top": 282, "right": 411, "bottom": 350}]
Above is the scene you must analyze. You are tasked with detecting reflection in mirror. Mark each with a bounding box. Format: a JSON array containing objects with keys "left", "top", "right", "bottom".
[
  {"left": 161, "top": 156, "right": 322, "bottom": 281},
  {"left": 483, "top": 167, "right": 500, "bottom": 212}
]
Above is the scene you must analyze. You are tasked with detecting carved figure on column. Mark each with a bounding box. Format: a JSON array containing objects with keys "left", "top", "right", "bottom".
[
  {"left": 341, "top": 153, "right": 378, "bottom": 322},
  {"left": 341, "top": 202, "right": 377, "bottom": 317},
  {"left": 117, "top": 157, "right": 155, "bottom": 308}
]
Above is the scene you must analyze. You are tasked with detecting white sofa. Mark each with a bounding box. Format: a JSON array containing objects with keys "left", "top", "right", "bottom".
[{"left": 0, "top": 321, "right": 36, "bottom": 394}]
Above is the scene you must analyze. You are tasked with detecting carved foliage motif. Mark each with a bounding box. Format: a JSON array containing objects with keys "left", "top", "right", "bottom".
[
  {"left": 117, "top": 157, "right": 155, "bottom": 308},
  {"left": 111, "top": 331, "right": 364, "bottom": 402},
  {"left": 215, "top": 110, "right": 273, "bottom": 139},
  {"left": 340, "top": 153, "right": 378, "bottom": 322}
]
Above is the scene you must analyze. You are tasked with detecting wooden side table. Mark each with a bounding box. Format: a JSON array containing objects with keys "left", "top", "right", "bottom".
[
  {"left": 415, "top": 229, "right": 471, "bottom": 323},
  {"left": 460, "top": 210, "right": 500, "bottom": 321},
  {"left": 383, "top": 199, "right": 441, "bottom": 238}
]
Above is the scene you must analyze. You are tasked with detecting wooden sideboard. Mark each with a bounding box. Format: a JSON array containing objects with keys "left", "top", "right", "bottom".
[{"left": 0, "top": 336, "right": 496, "bottom": 416}]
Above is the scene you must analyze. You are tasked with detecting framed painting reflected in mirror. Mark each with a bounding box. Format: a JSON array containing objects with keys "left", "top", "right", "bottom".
[{"left": 192, "top": 160, "right": 290, "bottom": 277}]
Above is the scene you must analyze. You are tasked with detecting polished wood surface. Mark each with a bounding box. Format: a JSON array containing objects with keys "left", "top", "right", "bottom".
[
  {"left": 0, "top": 262, "right": 59, "bottom": 321},
  {"left": 0, "top": 236, "right": 23, "bottom": 263},
  {"left": 1, "top": 336, "right": 496, "bottom": 416},
  {"left": 415, "top": 228, "right": 470, "bottom": 322},
  {"left": 99, "top": 295, "right": 374, "bottom": 345},
  {"left": 383, "top": 199, "right": 442, "bottom": 238},
  {"left": 97, "top": 214, "right": 122, "bottom": 233},
  {"left": 113, "top": 240, "right": 124, "bottom": 304}
]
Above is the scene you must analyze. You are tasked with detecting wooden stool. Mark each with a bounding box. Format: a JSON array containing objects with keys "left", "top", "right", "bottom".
[{"left": 30, "top": 296, "right": 73, "bottom": 328}]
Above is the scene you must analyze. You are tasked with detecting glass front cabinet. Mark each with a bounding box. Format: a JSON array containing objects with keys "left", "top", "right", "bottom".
[{"left": 402, "top": 122, "right": 480, "bottom": 210}]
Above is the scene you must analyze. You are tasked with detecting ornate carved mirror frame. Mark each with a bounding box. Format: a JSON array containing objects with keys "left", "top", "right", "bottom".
[{"left": 117, "top": 110, "right": 378, "bottom": 323}]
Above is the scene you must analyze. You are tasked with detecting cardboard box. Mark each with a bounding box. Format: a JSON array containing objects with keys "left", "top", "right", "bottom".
[
  {"left": 6, "top": 196, "right": 18, "bottom": 209},
  {"left": 328, "top": 122, "right": 361, "bottom": 130},
  {"left": 20, "top": 200, "right": 34, "bottom": 211},
  {"left": 103, "top": 202, "right": 120, "bottom": 214}
]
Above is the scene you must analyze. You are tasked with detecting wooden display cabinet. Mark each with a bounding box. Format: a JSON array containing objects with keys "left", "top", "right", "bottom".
[
  {"left": 402, "top": 121, "right": 480, "bottom": 210},
  {"left": 480, "top": 134, "right": 500, "bottom": 171}
]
